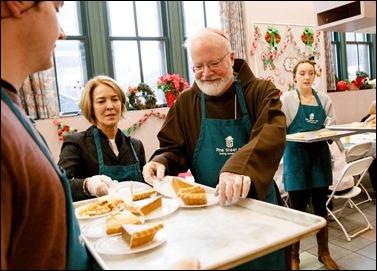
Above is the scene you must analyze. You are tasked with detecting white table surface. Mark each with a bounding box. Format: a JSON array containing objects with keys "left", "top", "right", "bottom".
[{"left": 75, "top": 196, "right": 325, "bottom": 270}]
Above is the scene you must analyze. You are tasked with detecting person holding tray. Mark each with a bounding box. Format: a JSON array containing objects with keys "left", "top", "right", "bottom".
[
  {"left": 280, "top": 59, "right": 339, "bottom": 270},
  {"left": 143, "top": 28, "right": 288, "bottom": 269}
]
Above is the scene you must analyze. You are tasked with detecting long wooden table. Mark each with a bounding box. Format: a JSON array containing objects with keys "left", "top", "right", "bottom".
[{"left": 75, "top": 196, "right": 325, "bottom": 270}]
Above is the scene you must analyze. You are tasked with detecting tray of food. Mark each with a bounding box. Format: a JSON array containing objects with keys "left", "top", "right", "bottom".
[
  {"left": 327, "top": 121, "right": 376, "bottom": 132},
  {"left": 286, "top": 128, "right": 359, "bottom": 143},
  {"left": 76, "top": 194, "right": 326, "bottom": 270}
]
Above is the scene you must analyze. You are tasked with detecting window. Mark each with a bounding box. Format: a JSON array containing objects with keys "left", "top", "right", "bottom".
[
  {"left": 182, "top": 1, "right": 221, "bottom": 83},
  {"left": 54, "top": 1, "right": 88, "bottom": 114},
  {"left": 331, "top": 32, "right": 376, "bottom": 82},
  {"left": 54, "top": 1, "right": 220, "bottom": 114}
]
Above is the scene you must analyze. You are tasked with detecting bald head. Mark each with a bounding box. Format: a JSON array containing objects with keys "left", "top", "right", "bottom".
[{"left": 185, "top": 28, "right": 232, "bottom": 56}]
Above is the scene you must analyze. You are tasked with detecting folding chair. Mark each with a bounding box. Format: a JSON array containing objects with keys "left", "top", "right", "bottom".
[
  {"left": 326, "top": 156, "right": 374, "bottom": 241},
  {"left": 345, "top": 141, "right": 373, "bottom": 206}
]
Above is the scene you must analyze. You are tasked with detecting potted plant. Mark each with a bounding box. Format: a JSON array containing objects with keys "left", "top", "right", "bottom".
[{"left": 156, "top": 73, "right": 189, "bottom": 107}]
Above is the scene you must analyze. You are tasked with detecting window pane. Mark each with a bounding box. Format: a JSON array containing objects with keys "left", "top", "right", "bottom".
[
  {"left": 140, "top": 41, "right": 167, "bottom": 103},
  {"left": 183, "top": 1, "right": 205, "bottom": 38},
  {"left": 204, "top": 1, "right": 221, "bottom": 28},
  {"left": 358, "top": 44, "right": 371, "bottom": 75},
  {"left": 112, "top": 41, "right": 141, "bottom": 90},
  {"left": 55, "top": 40, "right": 87, "bottom": 113},
  {"left": 182, "top": 1, "right": 221, "bottom": 84},
  {"left": 58, "top": 1, "right": 82, "bottom": 35},
  {"left": 107, "top": 1, "right": 135, "bottom": 36},
  {"left": 136, "top": 1, "right": 162, "bottom": 37},
  {"left": 346, "top": 44, "right": 359, "bottom": 79}
]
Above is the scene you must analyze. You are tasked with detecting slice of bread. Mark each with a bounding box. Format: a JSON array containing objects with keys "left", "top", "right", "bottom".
[
  {"left": 123, "top": 196, "right": 162, "bottom": 216},
  {"left": 178, "top": 192, "right": 207, "bottom": 205},
  {"left": 178, "top": 185, "right": 205, "bottom": 195},
  {"left": 106, "top": 211, "right": 142, "bottom": 235},
  {"left": 132, "top": 188, "right": 156, "bottom": 201},
  {"left": 171, "top": 177, "right": 193, "bottom": 195},
  {"left": 121, "top": 223, "right": 164, "bottom": 248}
]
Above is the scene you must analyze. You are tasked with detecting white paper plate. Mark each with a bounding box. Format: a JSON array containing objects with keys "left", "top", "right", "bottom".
[
  {"left": 176, "top": 193, "right": 219, "bottom": 208},
  {"left": 154, "top": 176, "right": 219, "bottom": 208},
  {"left": 75, "top": 203, "right": 123, "bottom": 220},
  {"left": 109, "top": 181, "right": 153, "bottom": 203},
  {"left": 143, "top": 198, "right": 179, "bottom": 220},
  {"left": 81, "top": 212, "right": 145, "bottom": 239},
  {"left": 93, "top": 230, "right": 166, "bottom": 255}
]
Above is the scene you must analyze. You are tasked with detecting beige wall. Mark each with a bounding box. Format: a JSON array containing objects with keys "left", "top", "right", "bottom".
[{"left": 36, "top": 108, "right": 169, "bottom": 163}]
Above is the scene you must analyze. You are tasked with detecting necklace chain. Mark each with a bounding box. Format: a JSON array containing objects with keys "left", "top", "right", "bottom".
[
  {"left": 300, "top": 93, "right": 314, "bottom": 103},
  {"left": 234, "top": 95, "right": 237, "bottom": 119}
]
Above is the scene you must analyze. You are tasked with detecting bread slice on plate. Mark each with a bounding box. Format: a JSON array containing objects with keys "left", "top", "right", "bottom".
[
  {"left": 171, "top": 177, "right": 193, "bottom": 195},
  {"left": 106, "top": 211, "right": 143, "bottom": 235},
  {"left": 178, "top": 192, "right": 207, "bottom": 206},
  {"left": 132, "top": 188, "right": 156, "bottom": 201},
  {"left": 123, "top": 195, "right": 162, "bottom": 216},
  {"left": 121, "top": 223, "right": 164, "bottom": 248}
]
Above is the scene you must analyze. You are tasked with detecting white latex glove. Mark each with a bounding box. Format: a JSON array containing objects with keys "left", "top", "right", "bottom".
[
  {"left": 170, "top": 257, "right": 201, "bottom": 270},
  {"left": 142, "top": 161, "right": 166, "bottom": 186},
  {"left": 215, "top": 172, "right": 251, "bottom": 206},
  {"left": 86, "top": 175, "right": 116, "bottom": 197}
]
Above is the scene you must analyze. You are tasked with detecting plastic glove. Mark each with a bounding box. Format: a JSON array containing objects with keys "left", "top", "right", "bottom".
[
  {"left": 142, "top": 162, "right": 166, "bottom": 186},
  {"left": 215, "top": 172, "right": 251, "bottom": 206},
  {"left": 86, "top": 175, "right": 116, "bottom": 197},
  {"left": 170, "top": 257, "right": 201, "bottom": 270}
]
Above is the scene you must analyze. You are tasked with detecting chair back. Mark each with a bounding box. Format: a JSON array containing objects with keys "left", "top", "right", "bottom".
[
  {"left": 326, "top": 156, "right": 374, "bottom": 241},
  {"left": 345, "top": 141, "right": 372, "bottom": 163},
  {"left": 330, "top": 156, "right": 373, "bottom": 196}
]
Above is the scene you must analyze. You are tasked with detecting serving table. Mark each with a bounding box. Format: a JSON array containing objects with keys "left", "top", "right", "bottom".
[{"left": 74, "top": 195, "right": 325, "bottom": 270}]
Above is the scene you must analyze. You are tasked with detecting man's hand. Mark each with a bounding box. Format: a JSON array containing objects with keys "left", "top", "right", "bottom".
[
  {"left": 142, "top": 161, "right": 166, "bottom": 186},
  {"left": 215, "top": 172, "right": 251, "bottom": 206}
]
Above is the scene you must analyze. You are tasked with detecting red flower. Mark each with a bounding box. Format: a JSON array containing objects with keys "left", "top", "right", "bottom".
[{"left": 157, "top": 73, "right": 189, "bottom": 96}]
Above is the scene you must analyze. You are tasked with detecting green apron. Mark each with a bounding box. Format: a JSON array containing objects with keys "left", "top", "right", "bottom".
[
  {"left": 1, "top": 87, "right": 90, "bottom": 270},
  {"left": 283, "top": 89, "right": 332, "bottom": 191},
  {"left": 191, "top": 80, "right": 286, "bottom": 269},
  {"left": 93, "top": 127, "right": 142, "bottom": 182}
]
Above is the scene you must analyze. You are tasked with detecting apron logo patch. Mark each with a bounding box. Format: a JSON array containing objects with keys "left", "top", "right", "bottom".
[
  {"left": 306, "top": 113, "right": 318, "bottom": 124},
  {"left": 215, "top": 136, "right": 239, "bottom": 156}
]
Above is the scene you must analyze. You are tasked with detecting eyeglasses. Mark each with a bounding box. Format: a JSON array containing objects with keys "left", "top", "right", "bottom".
[{"left": 192, "top": 52, "right": 230, "bottom": 73}]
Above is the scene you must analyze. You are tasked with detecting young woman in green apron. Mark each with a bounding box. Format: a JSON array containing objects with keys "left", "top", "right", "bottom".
[
  {"left": 58, "top": 75, "right": 146, "bottom": 201},
  {"left": 281, "top": 59, "right": 338, "bottom": 270}
]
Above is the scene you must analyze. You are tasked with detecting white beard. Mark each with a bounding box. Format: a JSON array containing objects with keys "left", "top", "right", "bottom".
[{"left": 196, "top": 69, "right": 234, "bottom": 96}]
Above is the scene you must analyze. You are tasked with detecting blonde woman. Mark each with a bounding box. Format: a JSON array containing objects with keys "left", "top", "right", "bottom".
[{"left": 58, "top": 75, "right": 146, "bottom": 201}]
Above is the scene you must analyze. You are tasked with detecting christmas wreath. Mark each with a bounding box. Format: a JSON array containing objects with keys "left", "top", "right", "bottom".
[
  {"left": 265, "top": 26, "right": 281, "bottom": 51},
  {"left": 126, "top": 83, "right": 157, "bottom": 110}
]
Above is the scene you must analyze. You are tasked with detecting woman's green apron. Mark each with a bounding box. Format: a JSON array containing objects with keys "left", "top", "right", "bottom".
[
  {"left": 1, "top": 87, "right": 90, "bottom": 270},
  {"left": 283, "top": 89, "right": 332, "bottom": 191},
  {"left": 191, "top": 79, "right": 286, "bottom": 269},
  {"left": 93, "top": 127, "right": 142, "bottom": 182}
]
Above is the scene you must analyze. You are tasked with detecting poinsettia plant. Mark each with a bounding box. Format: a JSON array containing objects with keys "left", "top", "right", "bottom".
[{"left": 156, "top": 73, "right": 189, "bottom": 96}]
